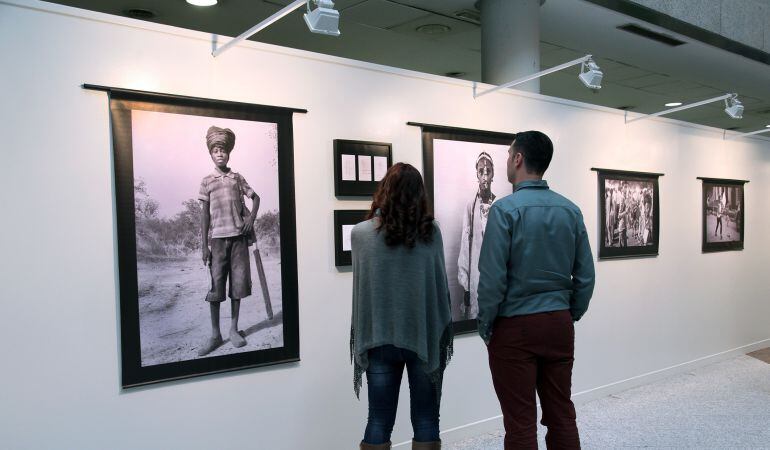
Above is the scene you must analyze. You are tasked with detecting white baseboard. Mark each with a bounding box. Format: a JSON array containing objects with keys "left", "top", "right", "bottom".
[{"left": 392, "top": 338, "right": 770, "bottom": 448}]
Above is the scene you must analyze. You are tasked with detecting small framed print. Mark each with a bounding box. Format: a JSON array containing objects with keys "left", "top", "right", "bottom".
[
  {"left": 334, "top": 140, "right": 392, "bottom": 197},
  {"left": 592, "top": 168, "right": 663, "bottom": 259},
  {"left": 334, "top": 210, "right": 369, "bottom": 266},
  {"left": 698, "top": 177, "right": 747, "bottom": 253}
]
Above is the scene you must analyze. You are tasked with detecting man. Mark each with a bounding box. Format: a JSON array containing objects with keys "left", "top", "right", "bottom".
[
  {"left": 457, "top": 152, "right": 496, "bottom": 320},
  {"left": 477, "top": 131, "right": 595, "bottom": 449},
  {"left": 715, "top": 188, "right": 725, "bottom": 238},
  {"left": 616, "top": 182, "right": 629, "bottom": 247}
]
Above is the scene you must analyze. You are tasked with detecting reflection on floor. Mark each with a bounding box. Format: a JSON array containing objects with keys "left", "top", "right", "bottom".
[{"left": 447, "top": 351, "right": 770, "bottom": 449}]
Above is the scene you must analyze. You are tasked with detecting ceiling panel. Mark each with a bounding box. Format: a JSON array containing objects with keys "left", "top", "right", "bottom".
[
  {"left": 342, "top": 0, "right": 430, "bottom": 29},
  {"left": 615, "top": 73, "right": 672, "bottom": 88},
  {"left": 639, "top": 80, "right": 707, "bottom": 95}
]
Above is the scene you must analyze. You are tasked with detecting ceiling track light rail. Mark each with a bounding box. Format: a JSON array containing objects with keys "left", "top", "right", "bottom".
[
  {"left": 625, "top": 93, "right": 743, "bottom": 124},
  {"left": 472, "top": 54, "right": 602, "bottom": 99},
  {"left": 212, "top": 0, "right": 339, "bottom": 58},
  {"left": 724, "top": 127, "right": 770, "bottom": 140}
]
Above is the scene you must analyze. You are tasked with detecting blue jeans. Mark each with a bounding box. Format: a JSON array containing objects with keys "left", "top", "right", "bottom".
[{"left": 363, "top": 345, "right": 441, "bottom": 444}]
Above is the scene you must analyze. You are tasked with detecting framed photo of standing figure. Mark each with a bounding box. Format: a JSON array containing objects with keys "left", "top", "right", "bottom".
[
  {"left": 87, "top": 85, "right": 303, "bottom": 387},
  {"left": 699, "top": 177, "right": 747, "bottom": 253},
  {"left": 593, "top": 168, "right": 663, "bottom": 259},
  {"left": 414, "top": 122, "right": 516, "bottom": 335}
]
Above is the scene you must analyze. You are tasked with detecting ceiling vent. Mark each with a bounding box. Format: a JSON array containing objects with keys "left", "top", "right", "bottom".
[
  {"left": 124, "top": 8, "right": 156, "bottom": 20},
  {"left": 617, "top": 24, "right": 685, "bottom": 47}
]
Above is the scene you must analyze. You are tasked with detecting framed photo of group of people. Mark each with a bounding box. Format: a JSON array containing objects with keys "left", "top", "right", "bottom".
[
  {"left": 93, "top": 85, "right": 303, "bottom": 387},
  {"left": 593, "top": 168, "right": 662, "bottom": 259}
]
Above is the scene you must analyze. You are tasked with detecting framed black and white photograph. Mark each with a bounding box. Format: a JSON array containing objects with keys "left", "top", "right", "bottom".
[
  {"left": 699, "top": 177, "right": 747, "bottom": 253},
  {"left": 593, "top": 168, "right": 662, "bottom": 259},
  {"left": 334, "top": 210, "right": 369, "bottom": 267},
  {"left": 415, "top": 122, "right": 516, "bottom": 335},
  {"left": 95, "top": 85, "right": 302, "bottom": 387},
  {"left": 334, "top": 139, "right": 392, "bottom": 197}
]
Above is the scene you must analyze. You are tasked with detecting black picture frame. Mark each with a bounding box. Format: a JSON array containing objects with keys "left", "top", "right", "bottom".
[
  {"left": 592, "top": 168, "right": 663, "bottom": 259},
  {"left": 334, "top": 139, "right": 393, "bottom": 197},
  {"left": 698, "top": 177, "right": 747, "bottom": 253},
  {"left": 87, "top": 85, "right": 303, "bottom": 388},
  {"left": 414, "top": 122, "right": 517, "bottom": 335},
  {"left": 334, "top": 210, "right": 369, "bottom": 267}
]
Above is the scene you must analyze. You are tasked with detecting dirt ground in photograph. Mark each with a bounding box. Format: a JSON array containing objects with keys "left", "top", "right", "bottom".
[
  {"left": 137, "top": 249, "right": 283, "bottom": 367},
  {"left": 706, "top": 213, "right": 741, "bottom": 242}
]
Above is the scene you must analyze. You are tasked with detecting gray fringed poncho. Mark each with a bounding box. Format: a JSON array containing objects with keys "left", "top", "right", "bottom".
[{"left": 350, "top": 218, "right": 453, "bottom": 399}]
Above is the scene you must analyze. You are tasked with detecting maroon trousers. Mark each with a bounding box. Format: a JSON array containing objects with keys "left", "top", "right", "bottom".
[{"left": 487, "top": 310, "right": 580, "bottom": 450}]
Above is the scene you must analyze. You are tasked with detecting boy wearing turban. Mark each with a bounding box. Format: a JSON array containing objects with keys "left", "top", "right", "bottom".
[{"left": 197, "top": 126, "right": 260, "bottom": 356}]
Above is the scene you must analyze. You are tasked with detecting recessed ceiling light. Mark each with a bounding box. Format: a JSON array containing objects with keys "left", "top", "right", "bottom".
[
  {"left": 416, "top": 24, "right": 451, "bottom": 35},
  {"left": 665, "top": 102, "right": 683, "bottom": 107},
  {"left": 186, "top": 0, "right": 217, "bottom": 6}
]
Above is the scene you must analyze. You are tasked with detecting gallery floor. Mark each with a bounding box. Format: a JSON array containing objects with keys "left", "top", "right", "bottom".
[{"left": 446, "top": 350, "right": 770, "bottom": 449}]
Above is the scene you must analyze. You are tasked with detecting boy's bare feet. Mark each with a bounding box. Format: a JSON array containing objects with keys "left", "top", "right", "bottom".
[
  {"left": 230, "top": 329, "right": 247, "bottom": 348},
  {"left": 197, "top": 335, "right": 223, "bottom": 356}
]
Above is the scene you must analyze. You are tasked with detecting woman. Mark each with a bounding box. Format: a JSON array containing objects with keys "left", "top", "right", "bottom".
[{"left": 350, "top": 163, "right": 453, "bottom": 450}]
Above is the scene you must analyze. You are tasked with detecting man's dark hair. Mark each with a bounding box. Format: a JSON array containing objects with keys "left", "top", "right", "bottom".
[{"left": 511, "top": 131, "right": 553, "bottom": 175}]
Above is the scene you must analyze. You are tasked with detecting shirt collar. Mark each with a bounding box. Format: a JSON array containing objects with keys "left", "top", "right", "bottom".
[
  {"left": 514, "top": 179, "right": 549, "bottom": 192},
  {"left": 212, "top": 167, "right": 235, "bottom": 179}
]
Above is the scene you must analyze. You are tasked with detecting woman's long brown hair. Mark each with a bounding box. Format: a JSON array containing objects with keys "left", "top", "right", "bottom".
[{"left": 367, "top": 162, "right": 434, "bottom": 247}]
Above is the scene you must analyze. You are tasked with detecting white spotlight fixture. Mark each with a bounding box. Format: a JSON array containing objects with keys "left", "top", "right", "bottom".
[
  {"left": 213, "top": 0, "right": 340, "bottom": 57},
  {"left": 186, "top": 0, "right": 217, "bottom": 6},
  {"left": 626, "top": 93, "right": 741, "bottom": 124},
  {"left": 578, "top": 58, "right": 603, "bottom": 90},
  {"left": 665, "top": 102, "right": 683, "bottom": 107},
  {"left": 474, "top": 54, "right": 600, "bottom": 99},
  {"left": 304, "top": 0, "right": 341, "bottom": 36},
  {"left": 724, "top": 94, "right": 744, "bottom": 119}
]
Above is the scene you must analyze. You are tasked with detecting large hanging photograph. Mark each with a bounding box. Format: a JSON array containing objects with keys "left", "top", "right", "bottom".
[
  {"left": 416, "top": 123, "right": 516, "bottom": 334},
  {"left": 593, "top": 168, "right": 662, "bottom": 259},
  {"left": 699, "top": 177, "right": 747, "bottom": 253},
  {"left": 99, "top": 86, "right": 302, "bottom": 387}
]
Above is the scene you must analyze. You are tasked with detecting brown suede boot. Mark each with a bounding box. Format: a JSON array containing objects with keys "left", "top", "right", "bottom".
[
  {"left": 360, "top": 441, "right": 391, "bottom": 450},
  {"left": 411, "top": 440, "right": 440, "bottom": 450}
]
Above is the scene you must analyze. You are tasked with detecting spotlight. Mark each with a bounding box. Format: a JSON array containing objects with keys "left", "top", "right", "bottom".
[
  {"left": 304, "top": 0, "right": 340, "bottom": 36},
  {"left": 579, "top": 58, "right": 603, "bottom": 89},
  {"left": 186, "top": 0, "right": 217, "bottom": 6},
  {"left": 724, "top": 94, "right": 744, "bottom": 119}
]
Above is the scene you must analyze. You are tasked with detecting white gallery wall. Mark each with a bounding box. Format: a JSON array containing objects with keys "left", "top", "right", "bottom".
[{"left": 1, "top": 1, "right": 769, "bottom": 449}]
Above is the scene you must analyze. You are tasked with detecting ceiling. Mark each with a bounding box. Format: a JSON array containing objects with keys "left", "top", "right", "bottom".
[{"left": 45, "top": 0, "right": 770, "bottom": 133}]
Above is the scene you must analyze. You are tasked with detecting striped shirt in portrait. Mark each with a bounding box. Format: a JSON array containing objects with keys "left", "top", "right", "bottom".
[{"left": 198, "top": 168, "right": 255, "bottom": 239}]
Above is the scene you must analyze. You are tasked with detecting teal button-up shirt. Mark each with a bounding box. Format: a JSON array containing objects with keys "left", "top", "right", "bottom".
[{"left": 477, "top": 180, "right": 595, "bottom": 343}]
